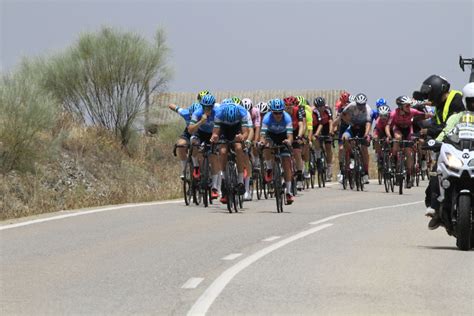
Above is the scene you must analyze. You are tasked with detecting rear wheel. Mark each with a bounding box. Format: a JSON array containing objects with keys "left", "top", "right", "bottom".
[
  {"left": 456, "top": 194, "right": 472, "bottom": 251},
  {"left": 183, "top": 161, "right": 193, "bottom": 205},
  {"left": 274, "top": 163, "right": 283, "bottom": 213},
  {"left": 201, "top": 158, "right": 210, "bottom": 207}
]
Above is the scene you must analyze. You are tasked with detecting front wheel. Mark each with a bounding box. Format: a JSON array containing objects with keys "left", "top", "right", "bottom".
[{"left": 456, "top": 194, "right": 472, "bottom": 251}]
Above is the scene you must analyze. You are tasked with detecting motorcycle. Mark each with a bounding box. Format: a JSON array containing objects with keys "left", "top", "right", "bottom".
[{"left": 426, "top": 120, "right": 474, "bottom": 250}]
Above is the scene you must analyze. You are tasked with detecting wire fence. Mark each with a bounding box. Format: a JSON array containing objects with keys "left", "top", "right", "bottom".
[{"left": 150, "top": 89, "right": 344, "bottom": 125}]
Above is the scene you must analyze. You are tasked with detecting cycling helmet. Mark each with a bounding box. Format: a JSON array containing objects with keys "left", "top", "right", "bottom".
[
  {"left": 283, "top": 96, "right": 298, "bottom": 107},
  {"left": 461, "top": 82, "right": 474, "bottom": 111},
  {"left": 314, "top": 97, "right": 326, "bottom": 107},
  {"left": 242, "top": 98, "right": 253, "bottom": 111},
  {"left": 221, "top": 98, "right": 234, "bottom": 105},
  {"left": 222, "top": 104, "right": 238, "bottom": 122},
  {"left": 188, "top": 102, "right": 201, "bottom": 114},
  {"left": 231, "top": 96, "right": 242, "bottom": 105},
  {"left": 200, "top": 94, "right": 216, "bottom": 107},
  {"left": 355, "top": 93, "right": 368, "bottom": 105},
  {"left": 197, "top": 90, "right": 210, "bottom": 101},
  {"left": 376, "top": 98, "right": 387, "bottom": 107},
  {"left": 378, "top": 105, "right": 391, "bottom": 117},
  {"left": 396, "top": 95, "right": 412, "bottom": 108},
  {"left": 348, "top": 94, "right": 356, "bottom": 103},
  {"left": 295, "top": 96, "right": 305, "bottom": 107},
  {"left": 420, "top": 74, "right": 450, "bottom": 103},
  {"left": 340, "top": 91, "right": 350, "bottom": 103},
  {"left": 269, "top": 98, "right": 285, "bottom": 112},
  {"left": 257, "top": 101, "right": 269, "bottom": 114}
]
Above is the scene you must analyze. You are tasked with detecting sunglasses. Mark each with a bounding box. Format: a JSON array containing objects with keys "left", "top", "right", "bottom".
[{"left": 273, "top": 111, "right": 283, "bottom": 115}]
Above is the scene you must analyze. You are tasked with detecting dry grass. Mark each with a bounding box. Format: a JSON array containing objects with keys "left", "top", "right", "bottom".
[{"left": 0, "top": 121, "right": 183, "bottom": 220}]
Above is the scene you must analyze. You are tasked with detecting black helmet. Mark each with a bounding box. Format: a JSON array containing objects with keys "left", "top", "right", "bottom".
[
  {"left": 314, "top": 97, "right": 326, "bottom": 107},
  {"left": 420, "top": 75, "right": 450, "bottom": 103}
]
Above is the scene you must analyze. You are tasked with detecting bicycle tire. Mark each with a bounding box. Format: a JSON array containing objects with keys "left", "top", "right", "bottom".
[
  {"left": 274, "top": 162, "right": 283, "bottom": 213},
  {"left": 183, "top": 160, "right": 193, "bottom": 205},
  {"left": 202, "top": 157, "right": 210, "bottom": 208},
  {"left": 225, "top": 162, "right": 236, "bottom": 213}
]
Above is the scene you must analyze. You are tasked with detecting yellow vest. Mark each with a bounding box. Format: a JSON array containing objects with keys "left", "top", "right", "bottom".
[{"left": 435, "top": 90, "right": 462, "bottom": 124}]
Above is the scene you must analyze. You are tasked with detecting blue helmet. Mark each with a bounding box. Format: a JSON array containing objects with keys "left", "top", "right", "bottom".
[
  {"left": 269, "top": 98, "right": 285, "bottom": 111},
  {"left": 221, "top": 98, "right": 234, "bottom": 105},
  {"left": 376, "top": 98, "right": 387, "bottom": 107},
  {"left": 222, "top": 104, "right": 238, "bottom": 122},
  {"left": 200, "top": 94, "right": 216, "bottom": 107},
  {"left": 188, "top": 102, "right": 201, "bottom": 114}
]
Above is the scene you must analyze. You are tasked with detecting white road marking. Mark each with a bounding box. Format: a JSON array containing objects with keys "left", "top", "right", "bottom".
[
  {"left": 0, "top": 199, "right": 183, "bottom": 231},
  {"left": 187, "top": 223, "right": 333, "bottom": 316},
  {"left": 262, "top": 236, "right": 281, "bottom": 242},
  {"left": 182, "top": 278, "right": 204, "bottom": 289},
  {"left": 221, "top": 253, "right": 243, "bottom": 261},
  {"left": 308, "top": 200, "right": 424, "bottom": 225}
]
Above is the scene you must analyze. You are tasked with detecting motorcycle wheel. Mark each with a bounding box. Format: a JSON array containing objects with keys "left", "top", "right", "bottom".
[{"left": 456, "top": 194, "right": 472, "bottom": 251}]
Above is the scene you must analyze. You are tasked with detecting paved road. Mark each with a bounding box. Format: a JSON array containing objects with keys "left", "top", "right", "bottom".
[{"left": 1, "top": 182, "right": 473, "bottom": 315}]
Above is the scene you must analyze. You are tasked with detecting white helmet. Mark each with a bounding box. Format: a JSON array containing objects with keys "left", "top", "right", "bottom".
[
  {"left": 348, "top": 95, "right": 356, "bottom": 103},
  {"left": 462, "top": 82, "right": 474, "bottom": 111},
  {"left": 378, "top": 105, "right": 391, "bottom": 117},
  {"left": 242, "top": 98, "right": 253, "bottom": 111},
  {"left": 355, "top": 93, "right": 368, "bottom": 105},
  {"left": 257, "top": 101, "right": 269, "bottom": 114}
]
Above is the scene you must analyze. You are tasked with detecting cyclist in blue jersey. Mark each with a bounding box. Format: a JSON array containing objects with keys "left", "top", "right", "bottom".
[
  {"left": 188, "top": 94, "right": 221, "bottom": 199},
  {"left": 168, "top": 102, "right": 202, "bottom": 178},
  {"left": 260, "top": 98, "right": 295, "bottom": 204},
  {"left": 210, "top": 99, "right": 250, "bottom": 203},
  {"left": 371, "top": 98, "right": 387, "bottom": 124}
]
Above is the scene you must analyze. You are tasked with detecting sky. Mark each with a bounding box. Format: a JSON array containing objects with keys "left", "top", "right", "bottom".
[{"left": 1, "top": 0, "right": 473, "bottom": 105}]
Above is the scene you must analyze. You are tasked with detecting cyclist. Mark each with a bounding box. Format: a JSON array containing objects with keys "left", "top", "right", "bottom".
[
  {"left": 312, "top": 96, "right": 334, "bottom": 181},
  {"left": 372, "top": 105, "right": 391, "bottom": 166},
  {"left": 210, "top": 99, "right": 250, "bottom": 204},
  {"left": 296, "top": 96, "right": 314, "bottom": 186},
  {"left": 371, "top": 98, "right": 387, "bottom": 124},
  {"left": 284, "top": 96, "right": 306, "bottom": 190},
  {"left": 333, "top": 92, "right": 353, "bottom": 183},
  {"left": 168, "top": 102, "right": 201, "bottom": 178},
  {"left": 187, "top": 94, "right": 221, "bottom": 199},
  {"left": 257, "top": 101, "right": 270, "bottom": 117},
  {"left": 197, "top": 90, "right": 210, "bottom": 102},
  {"left": 385, "top": 95, "right": 433, "bottom": 188},
  {"left": 340, "top": 93, "right": 372, "bottom": 184},
  {"left": 260, "top": 98, "right": 295, "bottom": 204},
  {"left": 242, "top": 98, "right": 261, "bottom": 200}
]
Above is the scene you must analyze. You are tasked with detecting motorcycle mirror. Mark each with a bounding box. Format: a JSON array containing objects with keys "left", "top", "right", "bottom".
[{"left": 427, "top": 139, "right": 436, "bottom": 147}]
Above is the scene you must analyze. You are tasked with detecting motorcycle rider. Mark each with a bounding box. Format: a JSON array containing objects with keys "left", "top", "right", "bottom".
[{"left": 423, "top": 79, "right": 469, "bottom": 229}]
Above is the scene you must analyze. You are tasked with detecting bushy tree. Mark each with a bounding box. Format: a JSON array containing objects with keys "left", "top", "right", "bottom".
[
  {"left": 43, "top": 26, "right": 172, "bottom": 145},
  {"left": 0, "top": 61, "right": 57, "bottom": 172}
]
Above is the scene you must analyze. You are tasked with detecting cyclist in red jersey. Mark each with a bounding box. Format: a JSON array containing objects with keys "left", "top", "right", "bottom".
[
  {"left": 312, "top": 97, "right": 334, "bottom": 181},
  {"left": 385, "top": 96, "right": 433, "bottom": 188},
  {"left": 284, "top": 96, "right": 305, "bottom": 189}
]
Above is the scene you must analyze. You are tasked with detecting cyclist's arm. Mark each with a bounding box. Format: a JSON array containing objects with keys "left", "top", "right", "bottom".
[
  {"left": 364, "top": 122, "right": 371, "bottom": 138},
  {"left": 188, "top": 114, "right": 207, "bottom": 134},
  {"left": 168, "top": 103, "right": 178, "bottom": 112},
  {"left": 240, "top": 126, "right": 249, "bottom": 141},
  {"left": 315, "top": 124, "right": 323, "bottom": 137},
  {"left": 247, "top": 127, "right": 254, "bottom": 142}
]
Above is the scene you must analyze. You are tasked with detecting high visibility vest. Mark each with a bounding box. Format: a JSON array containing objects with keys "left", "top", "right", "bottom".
[{"left": 435, "top": 90, "right": 462, "bottom": 124}]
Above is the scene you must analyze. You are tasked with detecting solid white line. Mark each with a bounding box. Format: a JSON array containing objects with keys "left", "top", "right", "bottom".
[
  {"left": 187, "top": 223, "right": 333, "bottom": 316},
  {"left": 221, "top": 253, "right": 243, "bottom": 261},
  {"left": 262, "top": 236, "right": 281, "bottom": 242},
  {"left": 0, "top": 199, "right": 183, "bottom": 231},
  {"left": 308, "top": 200, "right": 424, "bottom": 225},
  {"left": 182, "top": 278, "right": 204, "bottom": 289}
]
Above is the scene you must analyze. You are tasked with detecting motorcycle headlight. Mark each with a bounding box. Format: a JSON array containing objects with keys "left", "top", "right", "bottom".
[{"left": 445, "top": 152, "right": 463, "bottom": 169}]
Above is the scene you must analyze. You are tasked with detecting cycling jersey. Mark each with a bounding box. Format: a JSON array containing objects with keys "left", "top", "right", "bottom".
[
  {"left": 342, "top": 102, "right": 372, "bottom": 127},
  {"left": 373, "top": 116, "right": 390, "bottom": 138},
  {"left": 287, "top": 105, "right": 305, "bottom": 131},
  {"left": 388, "top": 108, "right": 425, "bottom": 129},
  {"left": 214, "top": 104, "right": 250, "bottom": 128},
  {"left": 313, "top": 106, "right": 333, "bottom": 127},
  {"left": 175, "top": 105, "right": 201, "bottom": 126},
  {"left": 370, "top": 108, "right": 379, "bottom": 124},
  {"left": 261, "top": 112, "right": 293, "bottom": 135},
  {"left": 249, "top": 107, "right": 261, "bottom": 128},
  {"left": 303, "top": 104, "right": 313, "bottom": 136},
  {"left": 190, "top": 107, "right": 216, "bottom": 133}
]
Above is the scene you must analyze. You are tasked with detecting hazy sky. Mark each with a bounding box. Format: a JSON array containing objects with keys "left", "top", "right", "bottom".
[{"left": 1, "top": 0, "right": 473, "bottom": 104}]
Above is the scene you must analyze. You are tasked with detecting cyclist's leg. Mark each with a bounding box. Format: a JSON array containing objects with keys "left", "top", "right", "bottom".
[
  {"left": 176, "top": 132, "right": 189, "bottom": 177},
  {"left": 282, "top": 153, "right": 294, "bottom": 203},
  {"left": 292, "top": 137, "right": 304, "bottom": 189}
]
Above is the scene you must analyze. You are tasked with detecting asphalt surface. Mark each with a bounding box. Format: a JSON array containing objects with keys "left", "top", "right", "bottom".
[{"left": 1, "top": 180, "right": 473, "bottom": 315}]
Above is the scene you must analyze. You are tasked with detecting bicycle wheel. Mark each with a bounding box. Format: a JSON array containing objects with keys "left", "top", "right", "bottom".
[
  {"left": 321, "top": 154, "right": 327, "bottom": 188},
  {"left": 255, "top": 169, "right": 261, "bottom": 200},
  {"left": 317, "top": 158, "right": 323, "bottom": 188},
  {"left": 225, "top": 162, "right": 237, "bottom": 213},
  {"left": 183, "top": 160, "right": 193, "bottom": 205},
  {"left": 397, "top": 154, "right": 404, "bottom": 195},
  {"left": 201, "top": 157, "right": 210, "bottom": 208},
  {"left": 261, "top": 161, "right": 269, "bottom": 199},
  {"left": 273, "top": 162, "right": 283, "bottom": 213}
]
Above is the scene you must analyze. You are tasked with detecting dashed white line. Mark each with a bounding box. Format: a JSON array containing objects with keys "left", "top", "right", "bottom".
[
  {"left": 187, "top": 223, "right": 333, "bottom": 315},
  {"left": 182, "top": 278, "right": 204, "bottom": 289},
  {"left": 221, "top": 253, "right": 243, "bottom": 261},
  {"left": 262, "top": 236, "right": 281, "bottom": 242}
]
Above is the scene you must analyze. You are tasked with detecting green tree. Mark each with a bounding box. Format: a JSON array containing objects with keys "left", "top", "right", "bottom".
[
  {"left": 43, "top": 26, "right": 172, "bottom": 146},
  {"left": 0, "top": 61, "right": 57, "bottom": 172}
]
